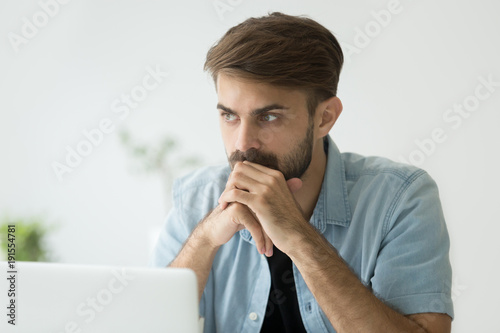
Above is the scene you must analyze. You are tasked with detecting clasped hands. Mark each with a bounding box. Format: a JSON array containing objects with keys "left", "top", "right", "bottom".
[{"left": 203, "top": 160, "right": 306, "bottom": 257}]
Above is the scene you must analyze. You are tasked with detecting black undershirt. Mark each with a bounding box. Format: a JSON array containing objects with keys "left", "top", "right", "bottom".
[{"left": 260, "top": 246, "right": 307, "bottom": 333}]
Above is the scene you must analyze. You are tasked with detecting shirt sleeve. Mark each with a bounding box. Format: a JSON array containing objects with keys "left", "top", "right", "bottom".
[
  {"left": 149, "top": 188, "right": 190, "bottom": 268},
  {"left": 148, "top": 178, "right": 209, "bottom": 318},
  {"left": 370, "top": 171, "right": 454, "bottom": 319}
]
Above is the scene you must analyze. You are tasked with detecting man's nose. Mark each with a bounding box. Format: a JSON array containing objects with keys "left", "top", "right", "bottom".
[{"left": 235, "top": 121, "right": 261, "bottom": 152}]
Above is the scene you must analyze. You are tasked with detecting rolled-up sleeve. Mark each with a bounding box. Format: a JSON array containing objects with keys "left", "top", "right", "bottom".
[
  {"left": 149, "top": 212, "right": 184, "bottom": 268},
  {"left": 148, "top": 173, "right": 223, "bottom": 320}
]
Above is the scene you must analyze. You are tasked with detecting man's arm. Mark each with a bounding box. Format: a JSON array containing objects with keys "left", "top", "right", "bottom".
[
  {"left": 287, "top": 223, "right": 451, "bottom": 333},
  {"left": 168, "top": 214, "right": 219, "bottom": 301},
  {"left": 168, "top": 203, "right": 273, "bottom": 301},
  {"left": 219, "top": 161, "right": 452, "bottom": 333}
]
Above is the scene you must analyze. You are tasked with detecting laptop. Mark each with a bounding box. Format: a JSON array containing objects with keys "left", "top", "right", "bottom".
[{"left": 1, "top": 262, "right": 200, "bottom": 333}]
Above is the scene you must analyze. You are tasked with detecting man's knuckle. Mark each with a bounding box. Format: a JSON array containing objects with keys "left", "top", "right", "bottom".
[
  {"left": 234, "top": 162, "right": 244, "bottom": 170},
  {"left": 261, "top": 185, "right": 273, "bottom": 197},
  {"left": 270, "top": 169, "right": 282, "bottom": 178}
]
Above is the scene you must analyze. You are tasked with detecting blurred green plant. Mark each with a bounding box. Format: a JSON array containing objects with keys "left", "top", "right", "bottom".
[
  {"left": 0, "top": 217, "right": 55, "bottom": 262},
  {"left": 119, "top": 129, "right": 201, "bottom": 210}
]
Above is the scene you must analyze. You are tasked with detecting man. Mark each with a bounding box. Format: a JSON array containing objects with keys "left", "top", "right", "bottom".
[{"left": 151, "top": 12, "right": 453, "bottom": 333}]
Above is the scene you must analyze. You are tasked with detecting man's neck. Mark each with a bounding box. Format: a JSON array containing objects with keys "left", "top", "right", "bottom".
[{"left": 294, "top": 138, "right": 328, "bottom": 221}]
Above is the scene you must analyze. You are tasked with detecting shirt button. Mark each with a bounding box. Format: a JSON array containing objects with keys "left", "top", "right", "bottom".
[{"left": 248, "top": 312, "right": 258, "bottom": 321}]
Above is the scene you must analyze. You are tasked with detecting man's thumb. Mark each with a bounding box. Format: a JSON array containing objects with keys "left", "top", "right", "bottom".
[{"left": 286, "top": 178, "right": 303, "bottom": 193}]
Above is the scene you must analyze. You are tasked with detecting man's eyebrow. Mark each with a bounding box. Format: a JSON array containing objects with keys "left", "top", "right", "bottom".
[{"left": 216, "top": 103, "right": 289, "bottom": 116}]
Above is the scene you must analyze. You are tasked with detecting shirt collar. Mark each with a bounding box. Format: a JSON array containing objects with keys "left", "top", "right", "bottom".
[
  {"left": 239, "top": 135, "right": 352, "bottom": 242},
  {"left": 310, "top": 135, "right": 352, "bottom": 233}
]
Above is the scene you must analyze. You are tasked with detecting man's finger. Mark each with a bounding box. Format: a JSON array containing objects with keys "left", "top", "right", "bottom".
[
  {"left": 235, "top": 208, "right": 268, "bottom": 255},
  {"left": 263, "top": 230, "right": 274, "bottom": 257},
  {"left": 247, "top": 207, "right": 274, "bottom": 257},
  {"left": 219, "top": 178, "right": 253, "bottom": 209},
  {"left": 241, "top": 160, "right": 302, "bottom": 193},
  {"left": 241, "top": 160, "right": 277, "bottom": 177},
  {"left": 219, "top": 188, "right": 253, "bottom": 209}
]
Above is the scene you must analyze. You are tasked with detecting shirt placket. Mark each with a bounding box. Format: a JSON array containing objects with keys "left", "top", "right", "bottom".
[
  {"left": 240, "top": 253, "right": 271, "bottom": 333},
  {"left": 293, "top": 263, "right": 331, "bottom": 333}
]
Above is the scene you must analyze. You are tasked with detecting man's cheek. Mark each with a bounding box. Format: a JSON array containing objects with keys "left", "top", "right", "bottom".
[{"left": 257, "top": 127, "right": 275, "bottom": 144}]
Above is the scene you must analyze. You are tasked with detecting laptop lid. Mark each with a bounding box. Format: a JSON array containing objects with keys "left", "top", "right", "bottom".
[{"left": 1, "top": 262, "right": 200, "bottom": 333}]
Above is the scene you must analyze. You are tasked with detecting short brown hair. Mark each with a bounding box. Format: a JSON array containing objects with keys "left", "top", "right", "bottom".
[{"left": 204, "top": 12, "right": 343, "bottom": 117}]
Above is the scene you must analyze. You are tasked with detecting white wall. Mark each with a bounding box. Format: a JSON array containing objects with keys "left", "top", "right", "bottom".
[{"left": 1, "top": 0, "right": 498, "bottom": 331}]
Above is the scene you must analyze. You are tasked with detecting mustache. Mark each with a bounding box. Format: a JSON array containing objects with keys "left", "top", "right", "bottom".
[{"left": 228, "top": 149, "right": 279, "bottom": 171}]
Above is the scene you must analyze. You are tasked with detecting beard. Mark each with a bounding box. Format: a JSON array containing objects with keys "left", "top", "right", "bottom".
[{"left": 228, "top": 121, "right": 314, "bottom": 180}]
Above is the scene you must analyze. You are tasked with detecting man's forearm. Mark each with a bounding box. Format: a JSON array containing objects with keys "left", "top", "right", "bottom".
[
  {"left": 287, "top": 226, "right": 437, "bottom": 333},
  {"left": 169, "top": 221, "right": 220, "bottom": 302},
  {"left": 169, "top": 202, "right": 269, "bottom": 302}
]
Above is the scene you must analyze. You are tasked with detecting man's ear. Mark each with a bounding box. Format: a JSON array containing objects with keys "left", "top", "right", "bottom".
[{"left": 315, "top": 96, "right": 343, "bottom": 138}]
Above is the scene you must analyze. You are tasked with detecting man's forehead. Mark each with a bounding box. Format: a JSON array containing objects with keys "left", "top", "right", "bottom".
[
  {"left": 216, "top": 73, "right": 303, "bottom": 93},
  {"left": 216, "top": 74, "right": 308, "bottom": 112}
]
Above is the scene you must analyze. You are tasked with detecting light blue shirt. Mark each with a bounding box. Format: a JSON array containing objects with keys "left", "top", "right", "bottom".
[{"left": 150, "top": 135, "right": 454, "bottom": 332}]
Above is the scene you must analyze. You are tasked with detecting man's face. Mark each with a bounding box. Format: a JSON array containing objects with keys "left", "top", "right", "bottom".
[{"left": 216, "top": 74, "right": 314, "bottom": 180}]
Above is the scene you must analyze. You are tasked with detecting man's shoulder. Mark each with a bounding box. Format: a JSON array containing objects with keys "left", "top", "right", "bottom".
[
  {"left": 340, "top": 152, "right": 427, "bottom": 184},
  {"left": 174, "top": 164, "right": 231, "bottom": 194}
]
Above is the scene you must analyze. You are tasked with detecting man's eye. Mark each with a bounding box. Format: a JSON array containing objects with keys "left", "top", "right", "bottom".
[
  {"left": 222, "top": 113, "right": 238, "bottom": 121},
  {"left": 260, "top": 114, "right": 278, "bottom": 122}
]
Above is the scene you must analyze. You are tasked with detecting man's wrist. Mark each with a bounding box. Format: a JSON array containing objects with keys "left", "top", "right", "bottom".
[
  {"left": 281, "top": 218, "right": 324, "bottom": 259},
  {"left": 194, "top": 213, "right": 221, "bottom": 252}
]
